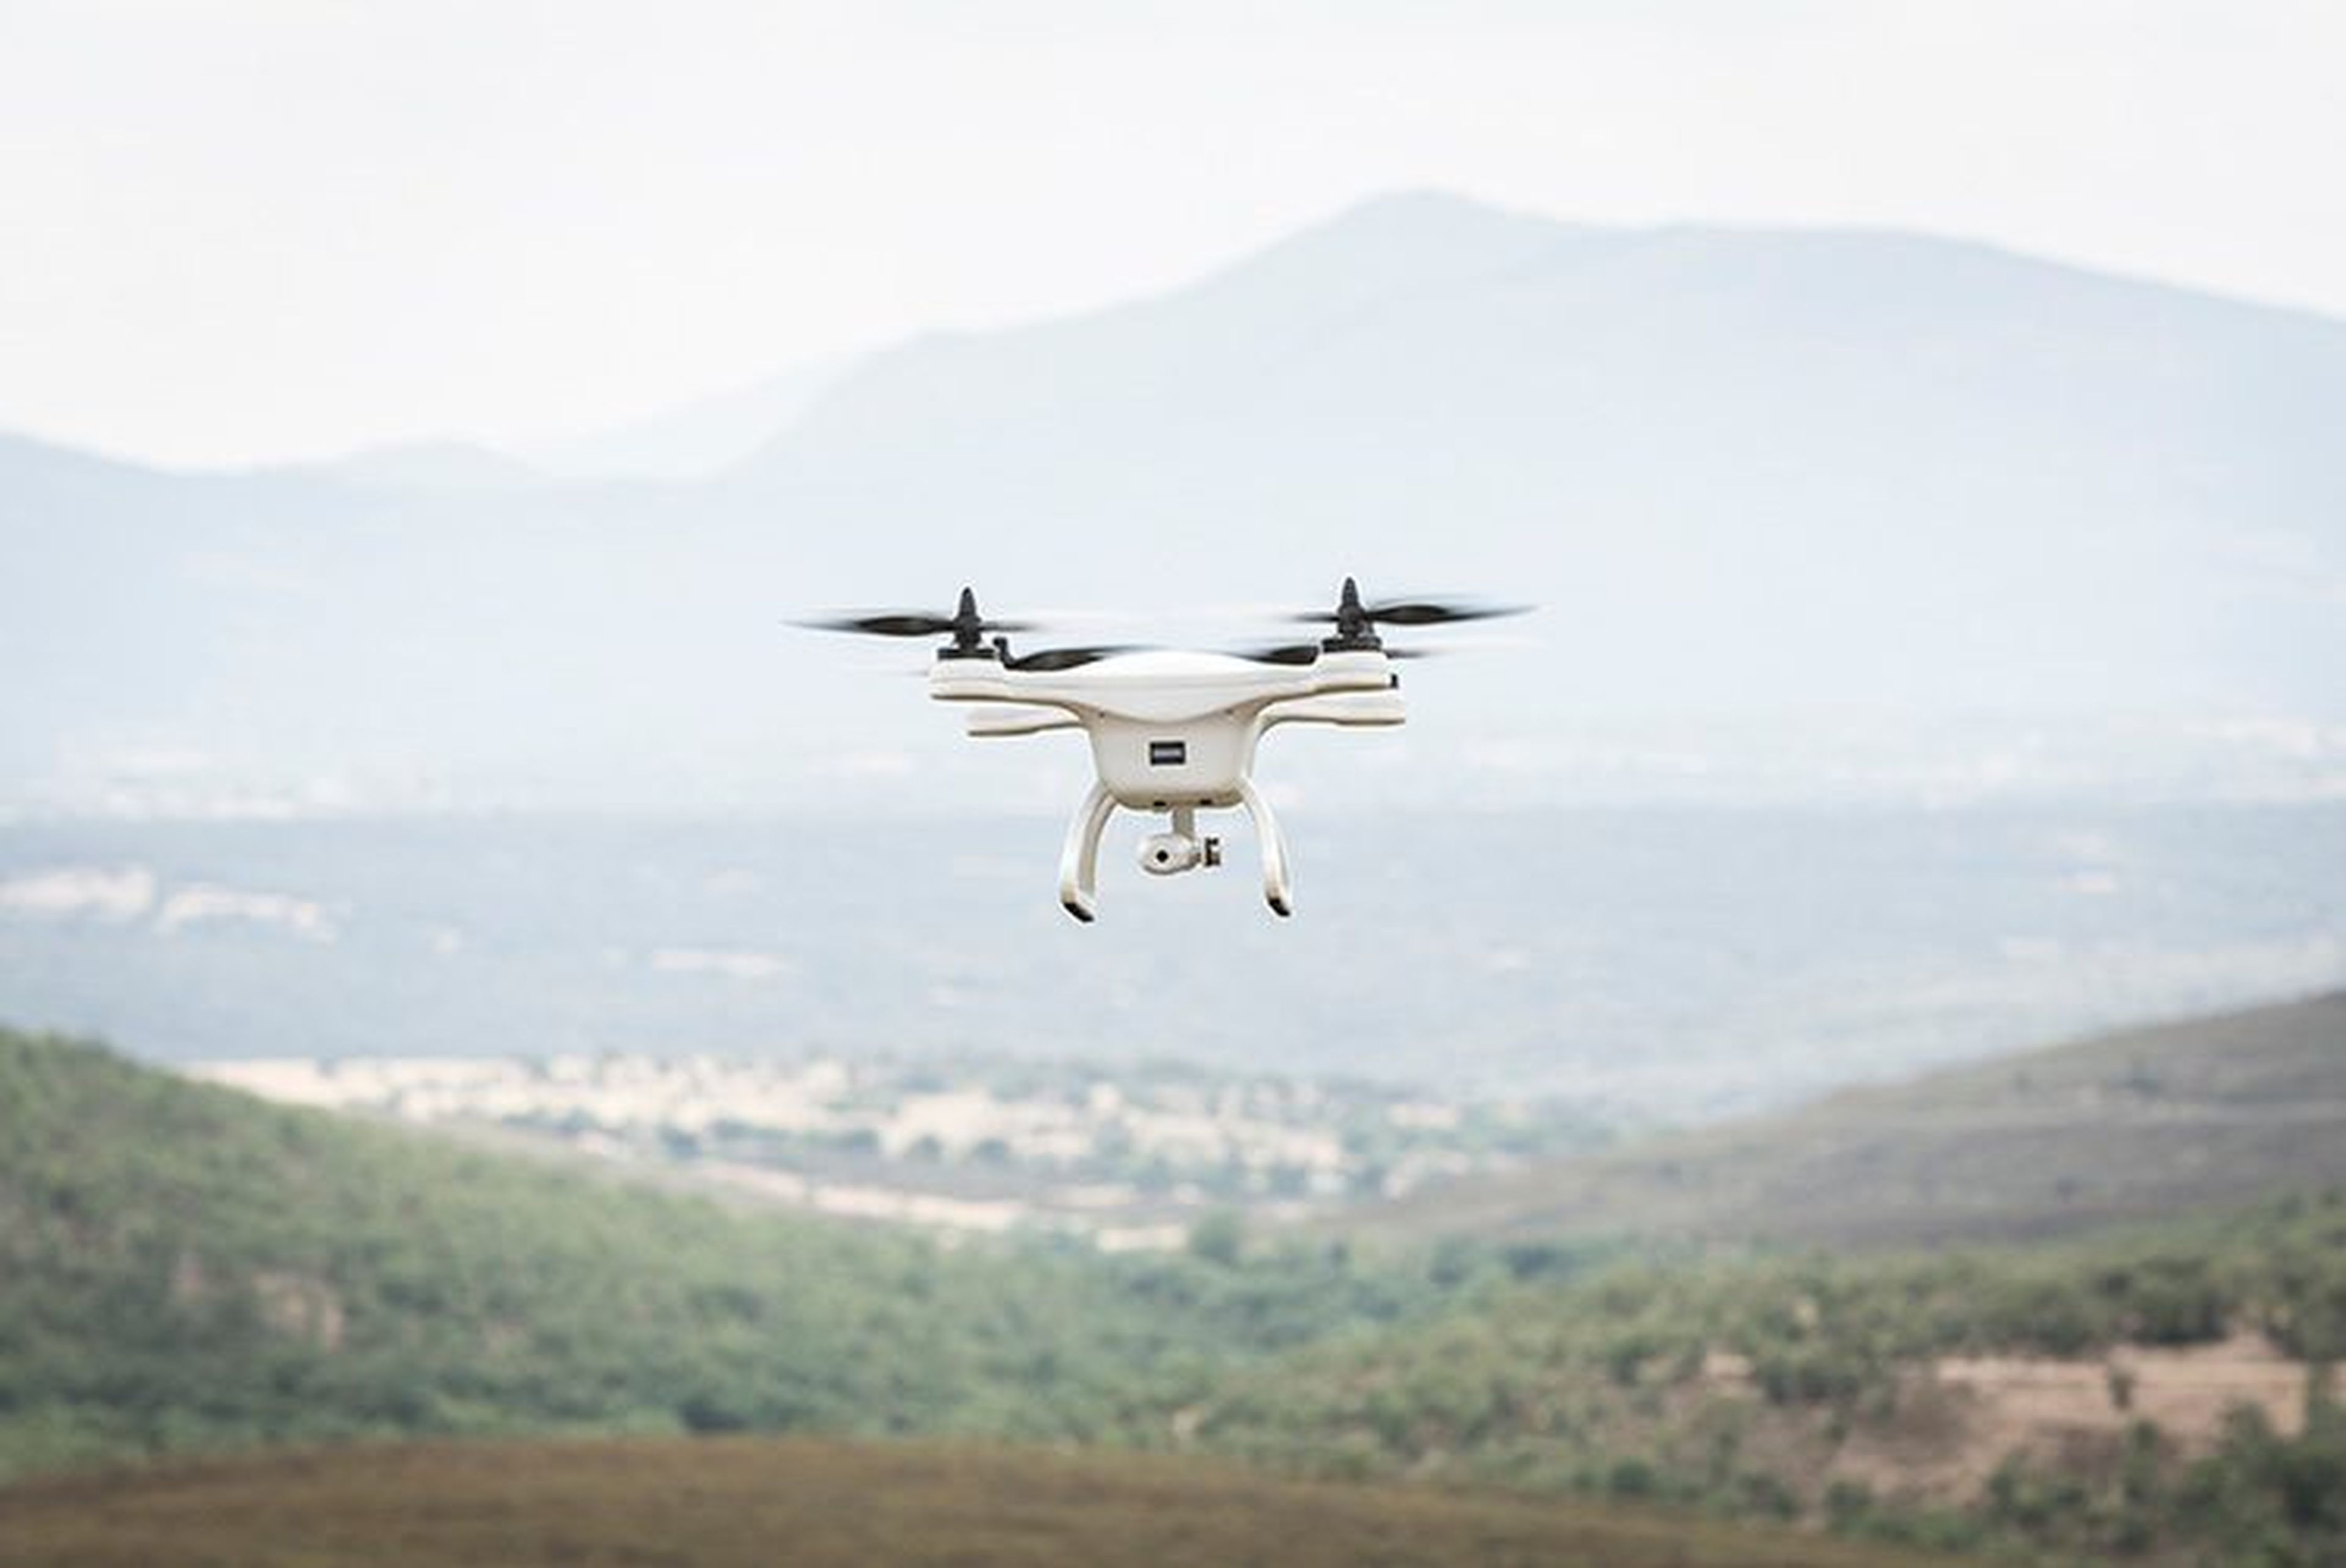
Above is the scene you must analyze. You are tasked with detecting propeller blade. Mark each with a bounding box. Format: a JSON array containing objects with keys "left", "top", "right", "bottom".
[
  {"left": 1233, "top": 643, "right": 1325, "bottom": 666},
  {"left": 1292, "top": 598, "right": 1527, "bottom": 627},
  {"left": 1002, "top": 644, "right": 1142, "bottom": 672},
  {"left": 1367, "top": 598, "right": 1527, "bottom": 626},
  {"left": 798, "top": 612, "right": 959, "bottom": 638},
  {"left": 797, "top": 610, "right": 1040, "bottom": 638},
  {"left": 1234, "top": 641, "right": 1434, "bottom": 664}
]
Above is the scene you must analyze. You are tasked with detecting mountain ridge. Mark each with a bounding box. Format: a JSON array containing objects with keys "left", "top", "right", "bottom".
[
  {"left": 7, "top": 189, "right": 2344, "bottom": 814},
  {"left": 1344, "top": 989, "right": 2346, "bottom": 1250}
]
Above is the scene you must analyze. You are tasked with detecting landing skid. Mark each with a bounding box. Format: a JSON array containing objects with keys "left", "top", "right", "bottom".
[{"left": 1056, "top": 782, "right": 1293, "bottom": 922}]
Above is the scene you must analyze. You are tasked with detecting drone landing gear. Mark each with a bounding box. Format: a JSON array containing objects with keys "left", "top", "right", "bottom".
[
  {"left": 1058, "top": 778, "right": 1116, "bottom": 923},
  {"left": 1235, "top": 777, "right": 1293, "bottom": 919},
  {"left": 1056, "top": 784, "right": 1292, "bottom": 922}
]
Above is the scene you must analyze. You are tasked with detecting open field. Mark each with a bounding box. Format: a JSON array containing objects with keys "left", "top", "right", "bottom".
[{"left": 0, "top": 1435, "right": 1956, "bottom": 1568}]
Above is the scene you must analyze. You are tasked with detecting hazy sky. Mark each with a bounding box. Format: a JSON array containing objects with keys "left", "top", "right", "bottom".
[{"left": 4, "top": 1, "right": 2342, "bottom": 468}]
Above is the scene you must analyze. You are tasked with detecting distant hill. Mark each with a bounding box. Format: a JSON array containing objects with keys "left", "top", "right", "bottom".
[
  {"left": 294, "top": 440, "right": 547, "bottom": 493},
  {"left": 521, "top": 354, "right": 852, "bottom": 480},
  {"left": 1347, "top": 990, "right": 2346, "bottom": 1249},
  {"left": 7, "top": 190, "right": 2345, "bottom": 814},
  {"left": 728, "top": 190, "right": 2346, "bottom": 717},
  {"left": 0, "top": 1026, "right": 1465, "bottom": 1481},
  {"left": 0, "top": 1435, "right": 1943, "bottom": 1568}
]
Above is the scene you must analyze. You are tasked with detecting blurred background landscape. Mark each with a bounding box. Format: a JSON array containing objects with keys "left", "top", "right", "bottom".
[{"left": 3, "top": 4, "right": 2342, "bottom": 1564}]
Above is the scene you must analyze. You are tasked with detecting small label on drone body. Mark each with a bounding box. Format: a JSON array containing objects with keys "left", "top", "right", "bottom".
[{"left": 1148, "top": 740, "right": 1187, "bottom": 766}]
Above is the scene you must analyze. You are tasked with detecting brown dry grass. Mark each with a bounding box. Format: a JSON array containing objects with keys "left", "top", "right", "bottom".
[
  {"left": 0, "top": 1435, "right": 1957, "bottom": 1568},
  {"left": 1814, "top": 1332, "right": 2309, "bottom": 1507},
  {"left": 1693, "top": 1332, "right": 2313, "bottom": 1511},
  {"left": 1938, "top": 1331, "right": 2304, "bottom": 1445}
]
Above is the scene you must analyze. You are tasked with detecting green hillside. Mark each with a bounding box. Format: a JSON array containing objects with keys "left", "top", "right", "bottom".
[
  {"left": 9, "top": 1010, "right": 2346, "bottom": 1564},
  {"left": 0, "top": 1026, "right": 1463, "bottom": 1479},
  {"left": 1204, "top": 1195, "right": 2346, "bottom": 1563},
  {"left": 1354, "top": 990, "right": 2346, "bottom": 1249},
  {"left": 0, "top": 1435, "right": 1950, "bottom": 1568}
]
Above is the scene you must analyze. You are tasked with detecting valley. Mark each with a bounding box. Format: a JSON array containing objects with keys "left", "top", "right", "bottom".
[
  {"left": 188, "top": 1050, "right": 1598, "bottom": 1248},
  {"left": 5, "top": 804, "right": 2336, "bottom": 1115},
  {"left": 5, "top": 994, "right": 2344, "bottom": 1564}
]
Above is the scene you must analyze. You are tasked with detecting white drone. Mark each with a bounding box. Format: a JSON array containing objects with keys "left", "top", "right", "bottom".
[{"left": 805, "top": 578, "right": 1521, "bottom": 922}]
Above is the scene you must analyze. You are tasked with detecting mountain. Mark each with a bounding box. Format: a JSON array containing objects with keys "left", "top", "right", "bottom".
[
  {"left": 521, "top": 354, "right": 851, "bottom": 480},
  {"left": 1347, "top": 990, "right": 2346, "bottom": 1249},
  {"left": 0, "top": 1435, "right": 1943, "bottom": 1568},
  {"left": 7, "top": 191, "right": 2346, "bottom": 815},
  {"left": 297, "top": 439, "right": 547, "bottom": 493},
  {"left": 726, "top": 191, "right": 2346, "bottom": 717}
]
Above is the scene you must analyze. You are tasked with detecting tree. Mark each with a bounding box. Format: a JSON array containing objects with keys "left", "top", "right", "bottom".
[{"left": 1187, "top": 1209, "right": 1244, "bottom": 1267}]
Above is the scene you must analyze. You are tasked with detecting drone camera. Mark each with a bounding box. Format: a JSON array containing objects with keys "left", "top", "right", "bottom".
[{"left": 1138, "top": 832, "right": 1204, "bottom": 875}]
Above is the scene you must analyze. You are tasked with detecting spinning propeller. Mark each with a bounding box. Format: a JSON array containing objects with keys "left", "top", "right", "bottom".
[
  {"left": 802, "top": 586, "right": 1029, "bottom": 650},
  {"left": 1232, "top": 641, "right": 1435, "bottom": 666},
  {"left": 1235, "top": 577, "right": 1526, "bottom": 663},
  {"left": 802, "top": 586, "right": 1131, "bottom": 668},
  {"left": 1000, "top": 643, "right": 1142, "bottom": 672},
  {"left": 806, "top": 578, "right": 1525, "bottom": 670}
]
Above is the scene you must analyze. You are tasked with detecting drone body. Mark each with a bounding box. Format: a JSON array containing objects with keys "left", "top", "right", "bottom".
[
  {"left": 937, "top": 645, "right": 1402, "bottom": 920},
  {"left": 808, "top": 579, "right": 1511, "bottom": 922}
]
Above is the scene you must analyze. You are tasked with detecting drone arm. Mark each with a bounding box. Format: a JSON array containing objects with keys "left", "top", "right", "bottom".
[
  {"left": 1261, "top": 689, "right": 1407, "bottom": 729},
  {"left": 965, "top": 705, "right": 1084, "bottom": 738},
  {"left": 1234, "top": 776, "right": 1293, "bottom": 918},
  {"left": 1056, "top": 778, "right": 1117, "bottom": 924}
]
